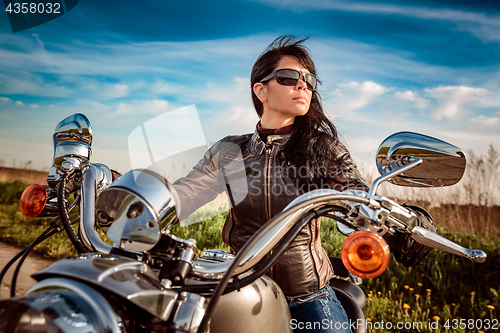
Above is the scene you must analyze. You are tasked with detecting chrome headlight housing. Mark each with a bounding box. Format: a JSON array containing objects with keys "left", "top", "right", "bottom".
[{"left": 95, "top": 169, "right": 177, "bottom": 253}]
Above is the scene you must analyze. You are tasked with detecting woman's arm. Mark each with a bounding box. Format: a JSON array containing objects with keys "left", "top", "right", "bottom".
[
  {"left": 327, "top": 142, "right": 370, "bottom": 192},
  {"left": 172, "top": 140, "right": 226, "bottom": 221}
]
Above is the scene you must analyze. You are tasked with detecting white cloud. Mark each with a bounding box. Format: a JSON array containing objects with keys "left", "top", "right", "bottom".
[
  {"left": 29, "top": 104, "right": 39, "bottom": 108},
  {"left": 15, "top": 101, "right": 24, "bottom": 106},
  {"left": 426, "top": 86, "right": 489, "bottom": 120},
  {"left": 0, "top": 97, "right": 12, "bottom": 102},
  {"left": 0, "top": 33, "right": 265, "bottom": 76},
  {"left": 107, "top": 84, "right": 129, "bottom": 99},
  {"left": 151, "top": 80, "right": 182, "bottom": 95},
  {"left": 394, "top": 90, "right": 429, "bottom": 109},
  {"left": 204, "top": 104, "right": 259, "bottom": 141},
  {"left": 79, "top": 79, "right": 130, "bottom": 99},
  {"left": 115, "top": 102, "right": 134, "bottom": 116},
  {"left": 112, "top": 99, "right": 170, "bottom": 117},
  {"left": 0, "top": 73, "right": 73, "bottom": 98},
  {"left": 333, "top": 81, "right": 388, "bottom": 112},
  {"left": 201, "top": 77, "right": 250, "bottom": 104},
  {"left": 471, "top": 115, "right": 500, "bottom": 126},
  {"left": 145, "top": 99, "right": 170, "bottom": 114}
]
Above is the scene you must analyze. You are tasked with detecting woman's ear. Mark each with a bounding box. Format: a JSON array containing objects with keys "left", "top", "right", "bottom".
[{"left": 253, "top": 82, "right": 267, "bottom": 103}]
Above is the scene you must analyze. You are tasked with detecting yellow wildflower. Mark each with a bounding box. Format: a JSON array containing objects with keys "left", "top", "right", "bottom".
[
  {"left": 404, "top": 285, "right": 409, "bottom": 289},
  {"left": 487, "top": 305, "right": 495, "bottom": 310},
  {"left": 377, "top": 291, "right": 382, "bottom": 296},
  {"left": 403, "top": 303, "right": 411, "bottom": 309},
  {"left": 409, "top": 288, "right": 414, "bottom": 291},
  {"left": 415, "top": 294, "right": 420, "bottom": 299},
  {"left": 471, "top": 291, "right": 476, "bottom": 296},
  {"left": 426, "top": 289, "right": 432, "bottom": 293},
  {"left": 417, "top": 283, "right": 423, "bottom": 287},
  {"left": 432, "top": 316, "right": 440, "bottom": 320}
]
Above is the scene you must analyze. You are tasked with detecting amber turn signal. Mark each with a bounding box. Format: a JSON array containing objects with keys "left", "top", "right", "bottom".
[
  {"left": 341, "top": 231, "right": 390, "bottom": 279},
  {"left": 20, "top": 184, "right": 47, "bottom": 218}
]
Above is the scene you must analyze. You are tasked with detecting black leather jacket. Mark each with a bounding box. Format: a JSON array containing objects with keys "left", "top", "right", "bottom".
[{"left": 173, "top": 129, "right": 368, "bottom": 297}]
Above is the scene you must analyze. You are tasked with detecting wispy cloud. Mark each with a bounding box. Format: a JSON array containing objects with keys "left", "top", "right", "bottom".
[
  {"left": 394, "top": 91, "right": 429, "bottom": 109},
  {"left": 112, "top": 99, "right": 171, "bottom": 117},
  {"left": 426, "top": 86, "right": 489, "bottom": 120},
  {"left": 253, "top": 0, "right": 500, "bottom": 42},
  {"left": 0, "top": 72, "right": 73, "bottom": 97},
  {"left": 471, "top": 115, "right": 500, "bottom": 126},
  {"left": 203, "top": 104, "right": 259, "bottom": 140},
  {"left": 331, "top": 80, "right": 388, "bottom": 113},
  {"left": 0, "top": 33, "right": 266, "bottom": 76}
]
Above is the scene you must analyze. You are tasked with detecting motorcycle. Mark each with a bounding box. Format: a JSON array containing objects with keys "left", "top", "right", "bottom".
[{"left": 0, "top": 113, "right": 487, "bottom": 333}]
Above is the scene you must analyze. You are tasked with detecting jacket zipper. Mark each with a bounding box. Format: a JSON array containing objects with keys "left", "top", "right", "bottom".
[
  {"left": 265, "top": 144, "right": 275, "bottom": 278},
  {"left": 265, "top": 144, "right": 275, "bottom": 221},
  {"left": 308, "top": 222, "right": 321, "bottom": 289}
]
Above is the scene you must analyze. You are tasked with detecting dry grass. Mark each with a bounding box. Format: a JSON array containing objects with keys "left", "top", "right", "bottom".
[{"left": 0, "top": 166, "right": 48, "bottom": 184}]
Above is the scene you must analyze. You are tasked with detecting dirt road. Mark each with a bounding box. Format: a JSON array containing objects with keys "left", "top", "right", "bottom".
[{"left": 0, "top": 242, "right": 54, "bottom": 300}]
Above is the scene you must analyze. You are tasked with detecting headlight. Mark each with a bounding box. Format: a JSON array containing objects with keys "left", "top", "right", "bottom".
[{"left": 0, "top": 278, "right": 124, "bottom": 333}]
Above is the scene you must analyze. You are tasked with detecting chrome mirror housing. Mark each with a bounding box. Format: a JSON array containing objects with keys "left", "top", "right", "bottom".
[
  {"left": 376, "top": 132, "right": 466, "bottom": 187},
  {"left": 95, "top": 169, "right": 177, "bottom": 253},
  {"left": 48, "top": 113, "right": 93, "bottom": 185}
]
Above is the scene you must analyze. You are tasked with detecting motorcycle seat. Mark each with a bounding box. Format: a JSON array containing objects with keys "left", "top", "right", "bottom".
[
  {"left": 330, "top": 284, "right": 367, "bottom": 333},
  {"left": 329, "top": 257, "right": 367, "bottom": 312}
]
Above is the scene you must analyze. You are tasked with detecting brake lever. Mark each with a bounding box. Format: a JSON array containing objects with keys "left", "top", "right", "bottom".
[{"left": 411, "top": 226, "right": 487, "bottom": 263}]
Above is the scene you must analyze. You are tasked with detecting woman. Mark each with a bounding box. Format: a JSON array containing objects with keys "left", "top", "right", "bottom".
[{"left": 173, "top": 35, "right": 434, "bottom": 332}]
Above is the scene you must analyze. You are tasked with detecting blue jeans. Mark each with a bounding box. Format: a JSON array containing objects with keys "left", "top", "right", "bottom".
[{"left": 288, "top": 284, "right": 353, "bottom": 333}]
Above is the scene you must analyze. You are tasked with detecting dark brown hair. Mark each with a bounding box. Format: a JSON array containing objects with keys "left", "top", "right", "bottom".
[{"left": 250, "top": 35, "right": 339, "bottom": 179}]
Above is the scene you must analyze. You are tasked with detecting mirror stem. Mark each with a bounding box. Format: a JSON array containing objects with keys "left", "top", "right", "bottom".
[{"left": 368, "top": 158, "right": 423, "bottom": 197}]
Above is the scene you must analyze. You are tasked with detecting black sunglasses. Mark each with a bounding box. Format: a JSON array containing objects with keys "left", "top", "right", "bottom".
[{"left": 260, "top": 68, "right": 318, "bottom": 91}]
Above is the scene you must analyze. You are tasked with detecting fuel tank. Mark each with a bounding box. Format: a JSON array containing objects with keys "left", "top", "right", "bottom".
[
  {"left": 196, "top": 250, "right": 292, "bottom": 333},
  {"left": 210, "top": 275, "right": 292, "bottom": 333}
]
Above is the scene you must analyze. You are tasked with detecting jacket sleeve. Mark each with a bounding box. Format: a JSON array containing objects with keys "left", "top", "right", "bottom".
[
  {"left": 327, "top": 142, "right": 370, "bottom": 192},
  {"left": 171, "top": 140, "right": 226, "bottom": 221}
]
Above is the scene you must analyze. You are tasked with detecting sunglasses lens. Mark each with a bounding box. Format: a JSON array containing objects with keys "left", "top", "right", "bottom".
[
  {"left": 304, "top": 74, "right": 317, "bottom": 91},
  {"left": 275, "top": 69, "right": 301, "bottom": 86},
  {"left": 270, "top": 69, "right": 317, "bottom": 91}
]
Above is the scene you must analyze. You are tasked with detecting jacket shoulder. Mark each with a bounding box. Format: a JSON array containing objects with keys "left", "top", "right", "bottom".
[
  {"left": 219, "top": 133, "right": 253, "bottom": 145},
  {"left": 209, "top": 133, "right": 253, "bottom": 152}
]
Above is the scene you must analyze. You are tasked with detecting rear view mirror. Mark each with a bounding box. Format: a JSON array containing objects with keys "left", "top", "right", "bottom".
[{"left": 376, "top": 132, "right": 466, "bottom": 187}]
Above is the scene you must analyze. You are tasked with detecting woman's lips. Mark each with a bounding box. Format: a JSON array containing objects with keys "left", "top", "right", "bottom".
[{"left": 293, "top": 96, "right": 308, "bottom": 102}]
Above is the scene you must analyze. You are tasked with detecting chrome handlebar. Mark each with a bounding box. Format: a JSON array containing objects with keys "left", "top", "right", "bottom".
[
  {"left": 188, "top": 189, "right": 487, "bottom": 280},
  {"left": 80, "top": 164, "right": 113, "bottom": 254}
]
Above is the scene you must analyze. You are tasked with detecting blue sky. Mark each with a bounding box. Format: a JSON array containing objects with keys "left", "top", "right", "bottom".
[{"left": 1, "top": 0, "right": 499, "bottom": 178}]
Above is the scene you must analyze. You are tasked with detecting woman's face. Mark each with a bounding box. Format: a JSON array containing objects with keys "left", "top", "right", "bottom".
[{"left": 255, "top": 55, "right": 313, "bottom": 127}]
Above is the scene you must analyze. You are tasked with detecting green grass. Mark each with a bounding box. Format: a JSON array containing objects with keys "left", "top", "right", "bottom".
[
  {"left": 170, "top": 205, "right": 230, "bottom": 255},
  {"left": 360, "top": 226, "right": 500, "bottom": 332},
  {"left": 0, "top": 203, "right": 77, "bottom": 260}
]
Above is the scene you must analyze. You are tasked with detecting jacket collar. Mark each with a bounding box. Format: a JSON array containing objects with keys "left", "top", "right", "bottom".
[{"left": 250, "top": 129, "right": 291, "bottom": 155}]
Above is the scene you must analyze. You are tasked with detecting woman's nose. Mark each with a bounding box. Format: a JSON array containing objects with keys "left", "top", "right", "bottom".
[{"left": 295, "top": 78, "right": 307, "bottom": 90}]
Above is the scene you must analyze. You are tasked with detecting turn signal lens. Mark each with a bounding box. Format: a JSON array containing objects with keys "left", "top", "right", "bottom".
[
  {"left": 20, "top": 184, "right": 47, "bottom": 218},
  {"left": 341, "top": 231, "right": 390, "bottom": 279}
]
